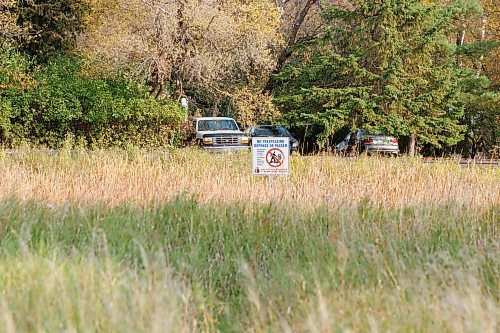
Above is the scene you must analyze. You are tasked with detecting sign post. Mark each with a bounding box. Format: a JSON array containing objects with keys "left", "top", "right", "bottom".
[{"left": 252, "top": 137, "right": 290, "bottom": 175}]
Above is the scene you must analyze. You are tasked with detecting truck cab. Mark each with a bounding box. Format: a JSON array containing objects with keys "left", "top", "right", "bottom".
[{"left": 194, "top": 117, "right": 249, "bottom": 151}]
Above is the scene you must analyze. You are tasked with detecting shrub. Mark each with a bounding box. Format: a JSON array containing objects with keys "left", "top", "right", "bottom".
[
  {"left": 231, "top": 86, "right": 280, "bottom": 128},
  {"left": 0, "top": 55, "right": 186, "bottom": 148},
  {"left": 0, "top": 44, "right": 35, "bottom": 144}
]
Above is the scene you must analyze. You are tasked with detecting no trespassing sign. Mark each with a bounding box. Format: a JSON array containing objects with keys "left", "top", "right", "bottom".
[{"left": 252, "top": 137, "right": 290, "bottom": 176}]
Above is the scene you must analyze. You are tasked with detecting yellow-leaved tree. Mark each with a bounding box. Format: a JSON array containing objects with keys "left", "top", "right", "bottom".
[
  {"left": 480, "top": 0, "right": 499, "bottom": 85},
  {"left": 80, "top": 0, "right": 281, "bottom": 103},
  {"left": 0, "top": 0, "right": 21, "bottom": 43}
]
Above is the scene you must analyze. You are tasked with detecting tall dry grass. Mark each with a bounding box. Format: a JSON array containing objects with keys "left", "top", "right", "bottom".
[
  {"left": 0, "top": 256, "right": 197, "bottom": 333},
  {"left": 0, "top": 148, "right": 498, "bottom": 208},
  {"left": 0, "top": 148, "right": 498, "bottom": 332}
]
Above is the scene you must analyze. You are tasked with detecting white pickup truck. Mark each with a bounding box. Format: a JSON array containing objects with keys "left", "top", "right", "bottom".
[{"left": 193, "top": 117, "right": 249, "bottom": 151}]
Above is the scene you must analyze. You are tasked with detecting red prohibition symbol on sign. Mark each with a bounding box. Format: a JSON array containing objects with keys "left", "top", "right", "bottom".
[{"left": 266, "top": 148, "right": 285, "bottom": 168}]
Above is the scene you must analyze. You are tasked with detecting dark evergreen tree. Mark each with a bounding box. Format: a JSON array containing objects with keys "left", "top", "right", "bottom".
[
  {"left": 450, "top": 0, "right": 499, "bottom": 157},
  {"left": 275, "top": 0, "right": 483, "bottom": 155},
  {"left": 457, "top": 70, "right": 499, "bottom": 157}
]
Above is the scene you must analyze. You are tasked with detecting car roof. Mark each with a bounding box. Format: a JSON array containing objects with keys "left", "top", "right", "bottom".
[
  {"left": 194, "top": 117, "right": 236, "bottom": 121},
  {"left": 251, "top": 125, "right": 284, "bottom": 128}
]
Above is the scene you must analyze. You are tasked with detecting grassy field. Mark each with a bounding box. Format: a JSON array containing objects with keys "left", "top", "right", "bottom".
[{"left": 0, "top": 148, "right": 498, "bottom": 332}]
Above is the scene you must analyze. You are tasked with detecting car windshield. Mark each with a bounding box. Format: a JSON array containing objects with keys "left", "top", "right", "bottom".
[
  {"left": 355, "top": 130, "right": 389, "bottom": 139},
  {"left": 198, "top": 119, "right": 239, "bottom": 131},
  {"left": 254, "top": 126, "right": 291, "bottom": 137},
  {"left": 361, "top": 129, "right": 388, "bottom": 136}
]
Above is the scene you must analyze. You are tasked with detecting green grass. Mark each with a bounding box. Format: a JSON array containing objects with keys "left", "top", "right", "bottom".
[{"left": 0, "top": 197, "right": 498, "bottom": 332}]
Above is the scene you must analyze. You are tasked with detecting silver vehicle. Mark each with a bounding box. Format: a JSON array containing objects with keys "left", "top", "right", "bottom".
[
  {"left": 194, "top": 117, "right": 249, "bottom": 151},
  {"left": 336, "top": 129, "right": 399, "bottom": 155}
]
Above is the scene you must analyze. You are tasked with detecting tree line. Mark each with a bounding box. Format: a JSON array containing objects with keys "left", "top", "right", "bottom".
[{"left": 1, "top": 0, "right": 498, "bottom": 156}]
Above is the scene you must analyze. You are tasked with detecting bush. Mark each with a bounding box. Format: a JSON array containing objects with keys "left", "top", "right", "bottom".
[
  {"left": 0, "top": 55, "right": 186, "bottom": 148},
  {"left": 231, "top": 86, "right": 280, "bottom": 128},
  {"left": 0, "top": 44, "right": 35, "bottom": 144}
]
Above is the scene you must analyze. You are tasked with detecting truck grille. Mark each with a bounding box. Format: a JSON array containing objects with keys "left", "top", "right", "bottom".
[{"left": 214, "top": 137, "right": 240, "bottom": 145}]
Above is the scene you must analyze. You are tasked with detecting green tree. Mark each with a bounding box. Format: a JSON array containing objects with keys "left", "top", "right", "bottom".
[
  {"left": 448, "top": 0, "right": 499, "bottom": 157},
  {"left": 275, "top": 0, "right": 481, "bottom": 155},
  {"left": 457, "top": 70, "right": 499, "bottom": 157},
  {"left": 274, "top": 49, "right": 376, "bottom": 145}
]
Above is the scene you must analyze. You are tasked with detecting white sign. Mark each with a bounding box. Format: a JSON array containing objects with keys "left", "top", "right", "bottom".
[
  {"left": 252, "top": 137, "right": 290, "bottom": 175},
  {"left": 180, "top": 97, "right": 189, "bottom": 120}
]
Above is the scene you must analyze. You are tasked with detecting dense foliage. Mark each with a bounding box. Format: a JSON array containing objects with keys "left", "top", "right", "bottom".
[
  {"left": 274, "top": 0, "right": 498, "bottom": 155},
  {"left": 0, "top": 0, "right": 498, "bottom": 154},
  {"left": 12, "top": 0, "right": 89, "bottom": 62},
  {"left": 0, "top": 51, "right": 185, "bottom": 148}
]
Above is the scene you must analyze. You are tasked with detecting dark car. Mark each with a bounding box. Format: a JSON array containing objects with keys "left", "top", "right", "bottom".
[
  {"left": 336, "top": 129, "right": 399, "bottom": 155},
  {"left": 245, "top": 125, "right": 299, "bottom": 152}
]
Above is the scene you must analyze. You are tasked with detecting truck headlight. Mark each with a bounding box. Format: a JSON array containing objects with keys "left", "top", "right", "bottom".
[
  {"left": 240, "top": 136, "right": 249, "bottom": 144},
  {"left": 202, "top": 137, "right": 213, "bottom": 145}
]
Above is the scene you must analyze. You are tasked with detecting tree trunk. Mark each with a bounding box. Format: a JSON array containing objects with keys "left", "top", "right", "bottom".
[
  {"left": 456, "top": 17, "right": 465, "bottom": 66},
  {"left": 476, "top": 14, "right": 487, "bottom": 77},
  {"left": 149, "top": 70, "right": 160, "bottom": 97},
  {"left": 408, "top": 134, "right": 417, "bottom": 157},
  {"left": 263, "top": 0, "right": 317, "bottom": 93},
  {"left": 155, "top": 83, "right": 168, "bottom": 99}
]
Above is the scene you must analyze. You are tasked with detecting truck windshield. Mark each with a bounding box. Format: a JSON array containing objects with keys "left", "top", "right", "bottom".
[{"left": 198, "top": 119, "right": 239, "bottom": 131}]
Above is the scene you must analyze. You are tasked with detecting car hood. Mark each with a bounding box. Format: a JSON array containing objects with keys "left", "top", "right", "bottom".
[{"left": 253, "top": 135, "right": 297, "bottom": 142}]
